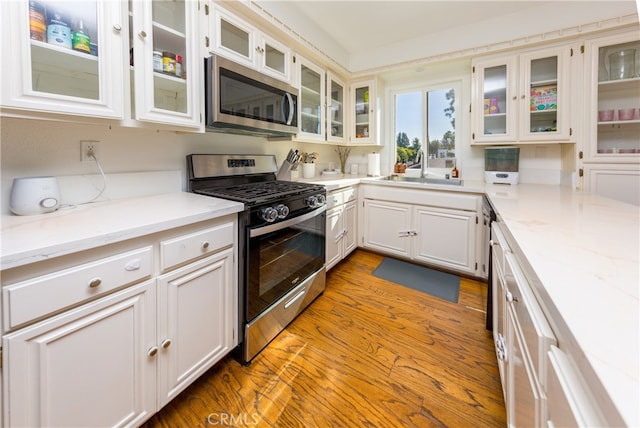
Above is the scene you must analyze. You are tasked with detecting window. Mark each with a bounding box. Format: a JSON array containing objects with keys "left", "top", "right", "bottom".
[{"left": 395, "top": 86, "right": 456, "bottom": 171}]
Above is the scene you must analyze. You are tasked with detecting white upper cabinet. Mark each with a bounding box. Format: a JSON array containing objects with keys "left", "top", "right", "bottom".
[
  {"left": 583, "top": 30, "right": 640, "bottom": 162},
  {"left": 129, "top": 0, "right": 201, "bottom": 128},
  {"left": 472, "top": 45, "right": 573, "bottom": 144},
  {"left": 0, "top": 0, "right": 126, "bottom": 118},
  {"left": 350, "top": 79, "right": 378, "bottom": 145},
  {"left": 326, "top": 72, "right": 346, "bottom": 144},
  {"left": 295, "top": 55, "right": 326, "bottom": 142},
  {"left": 210, "top": 5, "right": 292, "bottom": 83}
]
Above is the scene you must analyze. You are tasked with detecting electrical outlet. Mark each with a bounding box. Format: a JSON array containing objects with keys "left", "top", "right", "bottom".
[{"left": 81, "top": 141, "right": 100, "bottom": 162}]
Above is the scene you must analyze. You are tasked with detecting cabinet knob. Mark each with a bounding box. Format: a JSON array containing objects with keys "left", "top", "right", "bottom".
[
  {"left": 88, "top": 277, "right": 102, "bottom": 288},
  {"left": 113, "top": 24, "right": 122, "bottom": 32},
  {"left": 521, "top": 94, "right": 526, "bottom": 99},
  {"left": 505, "top": 290, "right": 518, "bottom": 303},
  {"left": 138, "top": 30, "right": 147, "bottom": 39},
  {"left": 489, "top": 239, "right": 499, "bottom": 247},
  {"left": 512, "top": 96, "right": 517, "bottom": 101},
  {"left": 201, "top": 241, "right": 210, "bottom": 250},
  {"left": 161, "top": 339, "right": 172, "bottom": 349},
  {"left": 148, "top": 346, "right": 158, "bottom": 357}
]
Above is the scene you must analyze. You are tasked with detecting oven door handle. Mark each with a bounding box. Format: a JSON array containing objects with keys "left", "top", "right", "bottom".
[{"left": 250, "top": 206, "right": 326, "bottom": 238}]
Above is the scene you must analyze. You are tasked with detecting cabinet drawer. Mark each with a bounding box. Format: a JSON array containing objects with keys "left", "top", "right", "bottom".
[
  {"left": 326, "top": 190, "right": 344, "bottom": 210},
  {"left": 546, "top": 346, "right": 604, "bottom": 427},
  {"left": 3, "top": 246, "right": 153, "bottom": 330},
  {"left": 491, "top": 222, "right": 511, "bottom": 274},
  {"left": 342, "top": 187, "right": 357, "bottom": 204},
  {"left": 505, "top": 252, "right": 556, "bottom": 385},
  {"left": 160, "top": 222, "right": 234, "bottom": 271}
]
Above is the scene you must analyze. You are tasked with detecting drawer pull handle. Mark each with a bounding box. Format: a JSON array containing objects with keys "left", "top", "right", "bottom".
[
  {"left": 88, "top": 277, "right": 102, "bottom": 288},
  {"left": 201, "top": 241, "right": 210, "bottom": 250},
  {"left": 124, "top": 258, "right": 141, "bottom": 271},
  {"left": 148, "top": 346, "right": 158, "bottom": 357},
  {"left": 161, "top": 339, "right": 172, "bottom": 349}
]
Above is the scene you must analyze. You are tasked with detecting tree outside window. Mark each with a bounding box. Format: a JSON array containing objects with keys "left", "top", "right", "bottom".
[{"left": 395, "top": 88, "right": 456, "bottom": 169}]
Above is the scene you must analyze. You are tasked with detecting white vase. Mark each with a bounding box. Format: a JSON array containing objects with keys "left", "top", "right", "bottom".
[{"left": 302, "top": 163, "right": 315, "bottom": 178}]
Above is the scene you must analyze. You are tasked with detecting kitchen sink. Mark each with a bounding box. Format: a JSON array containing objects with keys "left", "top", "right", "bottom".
[{"left": 380, "top": 175, "right": 464, "bottom": 186}]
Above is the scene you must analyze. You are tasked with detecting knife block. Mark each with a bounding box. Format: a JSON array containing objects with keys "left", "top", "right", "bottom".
[{"left": 276, "top": 160, "right": 298, "bottom": 181}]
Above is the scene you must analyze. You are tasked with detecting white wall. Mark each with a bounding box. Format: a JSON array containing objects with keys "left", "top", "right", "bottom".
[{"left": 0, "top": 117, "right": 373, "bottom": 214}]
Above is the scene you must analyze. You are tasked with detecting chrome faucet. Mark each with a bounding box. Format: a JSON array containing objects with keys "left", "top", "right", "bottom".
[{"left": 414, "top": 149, "right": 427, "bottom": 178}]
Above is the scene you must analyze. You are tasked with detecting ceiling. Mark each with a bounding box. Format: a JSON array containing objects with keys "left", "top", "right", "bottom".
[
  {"left": 282, "top": 1, "right": 548, "bottom": 55},
  {"left": 255, "top": 1, "right": 639, "bottom": 72}
]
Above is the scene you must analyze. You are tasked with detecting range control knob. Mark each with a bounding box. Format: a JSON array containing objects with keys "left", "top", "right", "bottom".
[
  {"left": 305, "top": 195, "right": 318, "bottom": 208},
  {"left": 315, "top": 194, "right": 326, "bottom": 206},
  {"left": 275, "top": 204, "right": 289, "bottom": 219},
  {"left": 259, "top": 207, "right": 278, "bottom": 223}
]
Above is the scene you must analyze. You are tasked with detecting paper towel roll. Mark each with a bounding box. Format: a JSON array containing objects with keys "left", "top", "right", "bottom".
[{"left": 367, "top": 153, "right": 381, "bottom": 176}]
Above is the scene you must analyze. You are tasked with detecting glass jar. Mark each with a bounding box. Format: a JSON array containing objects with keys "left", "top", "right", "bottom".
[{"left": 608, "top": 49, "right": 637, "bottom": 80}]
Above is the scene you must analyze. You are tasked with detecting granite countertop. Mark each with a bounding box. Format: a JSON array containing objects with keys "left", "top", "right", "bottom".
[{"left": 1, "top": 192, "right": 244, "bottom": 271}]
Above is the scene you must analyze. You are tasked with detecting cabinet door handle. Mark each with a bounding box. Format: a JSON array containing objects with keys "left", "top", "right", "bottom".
[
  {"left": 161, "top": 339, "right": 172, "bottom": 349},
  {"left": 138, "top": 30, "right": 147, "bottom": 38},
  {"left": 201, "top": 241, "right": 210, "bottom": 250},
  {"left": 148, "top": 346, "right": 158, "bottom": 357},
  {"left": 88, "top": 277, "right": 102, "bottom": 288},
  {"left": 113, "top": 24, "right": 122, "bottom": 32}
]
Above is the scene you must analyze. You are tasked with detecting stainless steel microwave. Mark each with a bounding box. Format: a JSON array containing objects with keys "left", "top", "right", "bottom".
[{"left": 205, "top": 55, "right": 298, "bottom": 137}]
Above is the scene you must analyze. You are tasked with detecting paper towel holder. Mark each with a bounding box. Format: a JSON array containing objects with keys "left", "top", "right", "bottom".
[{"left": 367, "top": 152, "right": 381, "bottom": 177}]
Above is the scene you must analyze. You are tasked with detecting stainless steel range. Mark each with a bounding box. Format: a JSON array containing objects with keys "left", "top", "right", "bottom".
[{"left": 187, "top": 154, "right": 326, "bottom": 364}]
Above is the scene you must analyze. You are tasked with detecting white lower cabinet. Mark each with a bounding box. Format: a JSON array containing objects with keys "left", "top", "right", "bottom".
[
  {"left": 362, "top": 185, "right": 480, "bottom": 276},
  {"left": 326, "top": 187, "right": 358, "bottom": 270},
  {"left": 156, "top": 248, "right": 234, "bottom": 408},
  {"left": 3, "top": 280, "right": 157, "bottom": 427},
  {"left": 1, "top": 216, "right": 237, "bottom": 427},
  {"left": 492, "top": 222, "right": 557, "bottom": 427}
]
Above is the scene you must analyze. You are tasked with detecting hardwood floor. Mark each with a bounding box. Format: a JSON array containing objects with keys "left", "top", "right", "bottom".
[{"left": 143, "top": 250, "right": 506, "bottom": 427}]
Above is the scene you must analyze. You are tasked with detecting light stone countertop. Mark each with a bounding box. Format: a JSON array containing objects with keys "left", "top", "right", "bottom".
[
  {"left": 306, "top": 175, "right": 639, "bottom": 425},
  {"left": 485, "top": 183, "right": 639, "bottom": 427},
  {"left": 1, "top": 192, "right": 244, "bottom": 271}
]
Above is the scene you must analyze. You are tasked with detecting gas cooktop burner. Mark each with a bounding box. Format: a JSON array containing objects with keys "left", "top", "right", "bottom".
[{"left": 195, "top": 180, "right": 324, "bottom": 205}]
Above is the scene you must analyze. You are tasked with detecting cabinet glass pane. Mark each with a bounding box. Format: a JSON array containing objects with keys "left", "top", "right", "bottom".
[
  {"left": 264, "top": 43, "right": 285, "bottom": 74},
  {"left": 483, "top": 65, "right": 507, "bottom": 136},
  {"left": 300, "top": 65, "right": 321, "bottom": 135},
  {"left": 355, "top": 85, "right": 370, "bottom": 139},
  {"left": 529, "top": 56, "right": 558, "bottom": 133},
  {"left": 329, "top": 80, "right": 344, "bottom": 138},
  {"left": 220, "top": 18, "right": 249, "bottom": 58},
  {"left": 29, "top": 0, "right": 99, "bottom": 99},
  {"left": 152, "top": 0, "right": 188, "bottom": 113},
  {"left": 596, "top": 41, "right": 640, "bottom": 154}
]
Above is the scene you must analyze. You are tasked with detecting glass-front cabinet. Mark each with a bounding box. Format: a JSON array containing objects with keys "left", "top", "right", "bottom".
[
  {"left": 211, "top": 5, "right": 291, "bottom": 83},
  {"left": 296, "top": 56, "right": 326, "bottom": 142},
  {"left": 350, "top": 79, "right": 376, "bottom": 145},
  {"left": 1, "top": 0, "right": 126, "bottom": 118},
  {"left": 584, "top": 32, "right": 640, "bottom": 161},
  {"left": 326, "top": 72, "right": 346, "bottom": 144},
  {"left": 472, "top": 45, "right": 572, "bottom": 144},
  {"left": 129, "top": 0, "right": 200, "bottom": 128}
]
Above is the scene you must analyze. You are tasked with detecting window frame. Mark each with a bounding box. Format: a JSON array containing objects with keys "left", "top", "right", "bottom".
[{"left": 390, "top": 79, "right": 462, "bottom": 176}]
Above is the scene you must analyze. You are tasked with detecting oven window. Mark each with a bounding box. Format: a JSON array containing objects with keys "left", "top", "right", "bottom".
[{"left": 247, "top": 212, "right": 325, "bottom": 321}]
